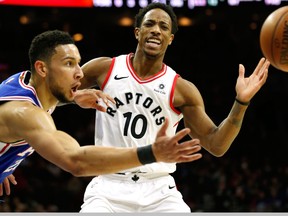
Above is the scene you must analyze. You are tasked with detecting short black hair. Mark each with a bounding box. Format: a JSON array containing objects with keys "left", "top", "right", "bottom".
[
  {"left": 134, "top": 2, "right": 178, "bottom": 34},
  {"left": 28, "top": 30, "right": 74, "bottom": 72}
]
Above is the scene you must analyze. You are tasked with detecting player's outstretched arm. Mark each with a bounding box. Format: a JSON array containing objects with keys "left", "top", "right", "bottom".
[
  {"left": 28, "top": 117, "right": 202, "bottom": 176},
  {"left": 9, "top": 102, "right": 202, "bottom": 177},
  {"left": 175, "top": 58, "right": 270, "bottom": 158},
  {"left": 20, "top": 104, "right": 201, "bottom": 176}
]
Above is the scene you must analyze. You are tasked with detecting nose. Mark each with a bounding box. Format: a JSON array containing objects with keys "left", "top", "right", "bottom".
[
  {"left": 75, "top": 64, "right": 84, "bottom": 80},
  {"left": 151, "top": 24, "right": 161, "bottom": 34}
]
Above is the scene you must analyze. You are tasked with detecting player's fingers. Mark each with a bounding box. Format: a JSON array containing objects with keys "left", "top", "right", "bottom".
[
  {"left": 258, "top": 68, "right": 269, "bottom": 85},
  {"left": 94, "top": 103, "right": 107, "bottom": 112},
  {"left": 178, "top": 153, "right": 202, "bottom": 163},
  {"left": 3, "top": 178, "right": 10, "bottom": 195},
  {"left": 95, "top": 90, "right": 115, "bottom": 105},
  {"left": 177, "top": 138, "right": 200, "bottom": 147},
  {"left": 253, "top": 57, "right": 266, "bottom": 75},
  {"left": 8, "top": 174, "right": 17, "bottom": 185},
  {"left": 0, "top": 184, "right": 3, "bottom": 196},
  {"left": 173, "top": 140, "right": 202, "bottom": 163},
  {"left": 177, "top": 139, "right": 201, "bottom": 150},
  {"left": 156, "top": 118, "right": 169, "bottom": 137},
  {"left": 176, "top": 140, "right": 201, "bottom": 157},
  {"left": 238, "top": 64, "right": 245, "bottom": 79},
  {"left": 259, "top": 60, "right": 270, "bottom": 80},
  {"left": 253, "top": 60, "right": 269, "bottom": 89},
  {"left": 169, "top": 127, "right": 191, "bottom": 143},
  {"left": 106, "top": 94, "right": 116, "bottom": 105}
]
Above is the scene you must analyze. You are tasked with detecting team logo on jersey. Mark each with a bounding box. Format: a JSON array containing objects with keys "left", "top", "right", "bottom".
[
  {"left": 154, "top": 83, "right": 166, "bottom": 95},
  {"left": 105, "top": 91, "right": 165, "bottom": 127},
  {"left": 114, "top": 75, "right": 129, "bottom": 80}
]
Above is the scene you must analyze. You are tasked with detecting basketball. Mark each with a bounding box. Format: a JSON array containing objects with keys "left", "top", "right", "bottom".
[{"left": 260, "top": 6, "right": 288, "bottom": 72}]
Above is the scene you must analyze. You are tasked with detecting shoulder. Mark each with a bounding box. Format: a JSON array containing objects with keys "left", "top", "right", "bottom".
[
  {"left": 0, "top": 101, "right": 53, "bottom": 139},
  {"left": 81, "top": 57, "right": 114, "bottom": 88},
  {"left": 175, "top": 77, "right": 199, "bottom": 94},
  {"left": 174, "top": 77, "right": 204, "bottom": 108},
  {"left": 2, "top": 101, "right": 48, "bottom": 123},
  {"left": 82, "top": 57, "right": 113, "bottom": 73}
]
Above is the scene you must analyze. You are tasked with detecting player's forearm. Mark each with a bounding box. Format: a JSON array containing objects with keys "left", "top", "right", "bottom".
[
  {"left": 208, "top": 100, "right": 248, "bottom": 157},
  {"left": 70, "top": 146, "right": 143, "bottom": 176},
  {"left": 28, "top": 131, "right": 143, "bottom": 177}
]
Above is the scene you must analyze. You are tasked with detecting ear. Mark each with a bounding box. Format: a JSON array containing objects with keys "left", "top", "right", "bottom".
[
  {"left": 168, "top": 34, "right": 174, "bottom": 45},
  {"left": 34, "top": 60, "right": 47, "bottom": 78},
  {"left": 134, "top": 27, "right": 140, "bottom": 40}
]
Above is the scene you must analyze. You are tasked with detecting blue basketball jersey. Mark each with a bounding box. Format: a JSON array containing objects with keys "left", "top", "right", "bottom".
[{"left": 0, "top": 71, "right": 42, "bottom": 183}]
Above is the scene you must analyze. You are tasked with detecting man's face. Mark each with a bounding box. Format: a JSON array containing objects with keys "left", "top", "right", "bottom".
[
  {"left": 46, "top": 44, "right": 83, "bottom": 103},
  {"left": 135, "top": 8, "right": 174, "bottom": 58}
]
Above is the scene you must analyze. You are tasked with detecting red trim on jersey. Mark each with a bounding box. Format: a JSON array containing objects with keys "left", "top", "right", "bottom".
[
  {"left": 18, "top": 71, "right": 43, "bottom": 108},
  {"left": 11, "top": 140, "right": 28, "bottom": 146},
  {"left": 0, "top": 143, "right": 9, "bottom": 154},
  {"left": 173, "top": 121, "right": 180, "bottom": 127},
  {"left": 126, "top": 53, "right": 167, "bottom": 84},
  {"left": 19, "top": 71, "right": 37, "bottom": 95},
  {"left": 0, "top": 96, "right": 36, "bottom": 104},
  {"left": 170, "top": 74, "right": 182, "bottom": 115},
  {"left": 101, "top": 57, "right": 116, "bottom": 90}
]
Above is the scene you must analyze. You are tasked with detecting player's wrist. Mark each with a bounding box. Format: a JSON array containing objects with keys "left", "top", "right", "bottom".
[
  {"left": 235, "top": 97, "right": 250, "bottom": 106},
  {"left": 137, "top": 145, "right": 157, "bottom": 165}
]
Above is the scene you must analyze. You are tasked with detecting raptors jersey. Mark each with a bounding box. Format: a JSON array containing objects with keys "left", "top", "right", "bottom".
[
  {"left": 0, "top": 71, "right": 52, "bottom": 183},
  {"left": 95, "top": 53, "right": 183, "bottom": 174}
]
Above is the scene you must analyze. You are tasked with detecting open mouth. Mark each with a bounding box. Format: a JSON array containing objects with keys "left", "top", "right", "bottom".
[
  {"left": 71, "top": 83, "right": 81, "bottom": 93},
  {"left": 147, "top": 38, "right": 161, "bottom": 45},
  {"left": 72, "top": 86, "right": 77, "bottom": 92}
]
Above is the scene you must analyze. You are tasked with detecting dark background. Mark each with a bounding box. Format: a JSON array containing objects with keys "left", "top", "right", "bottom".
[{"left": 0, "top": 1, "right": 288, "bottom": 212}]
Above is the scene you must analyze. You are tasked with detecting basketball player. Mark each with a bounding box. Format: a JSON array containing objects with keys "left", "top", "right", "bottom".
[
  {"left": 0, "top": 30, "right": 203, "bottom": 197},
  {"left": 79, "top": 2, "right": 270, "bottom": 212}
]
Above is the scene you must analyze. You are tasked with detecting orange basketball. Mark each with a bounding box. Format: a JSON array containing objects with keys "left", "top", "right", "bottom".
[{"left": 260, "top": 6, "right": 288, "bottom": 72}]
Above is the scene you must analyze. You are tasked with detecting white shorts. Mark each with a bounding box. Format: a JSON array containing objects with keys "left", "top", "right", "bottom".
[{"left": 80, "top": 173, "right": 190, "bottom": 213}]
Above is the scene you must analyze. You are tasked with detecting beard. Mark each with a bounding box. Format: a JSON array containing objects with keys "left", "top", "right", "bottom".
[
  {"left": 52, "top": 89, "right": 71, "bottom": 104},
  {"left": 46, "top": 68, "right": 74, "bottom": 104},
  {"left": 49, "top": 80, "right": 72, "bottom": 104}
]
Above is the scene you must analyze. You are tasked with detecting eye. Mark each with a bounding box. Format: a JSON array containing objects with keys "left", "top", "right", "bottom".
[
  {"left": 66, "top": 61, "right": 73, "bottom": 67},
  {"left": 161, "top": 25, "right": 169, "bottom": 30},
  {"left": 160, "top": 23, "right": 170, "bottom": 31},
  {"left": 143, "top": 21, "right": 153, "bottom": 27}
]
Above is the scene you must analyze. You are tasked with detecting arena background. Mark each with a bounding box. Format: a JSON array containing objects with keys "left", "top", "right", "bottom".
[{"left": 0, "top": 0, "right": 288, "bottom": 212}]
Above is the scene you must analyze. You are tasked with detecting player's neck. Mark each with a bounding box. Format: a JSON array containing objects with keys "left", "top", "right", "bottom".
[
  {"left": 131, "top": 52, "right": 164, "bottom": 79},
  {"left": 29, "top": 76, "right": 58, "bottom": 111}
]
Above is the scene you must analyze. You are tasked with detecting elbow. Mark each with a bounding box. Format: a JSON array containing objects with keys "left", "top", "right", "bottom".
[
  {"left": 205, "top": 139, "right": 230, "bottom": 157},
  {"left": 69, "top": 168, "right": 85, "bottom": 177},
  {"left": 207, "top": 146, "right": 228, "bottom": 158},
  {"left": 62, "top": 160, "right": 87, "bottom": 177},
  {"left": 212, "top": 152, "right": 225, "bottom": 158}
]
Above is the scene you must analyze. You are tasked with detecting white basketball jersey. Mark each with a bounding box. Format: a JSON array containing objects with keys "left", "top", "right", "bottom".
[{"left": 95, "top": 53, "right": 183, "bottom": 173}]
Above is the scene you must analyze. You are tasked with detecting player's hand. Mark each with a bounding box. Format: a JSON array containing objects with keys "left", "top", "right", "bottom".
[
  {"left": 235, "top": 57, "right": 270, "bottom": 103},
  {"left": 0, "top": 174, "right": 17, "bottom": 196},
  {"left": 152, "top": 118, "right": 202, "bottom": 163},
  {"left": 74, "top": 89, "right": 115, "bottom": 112}
]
